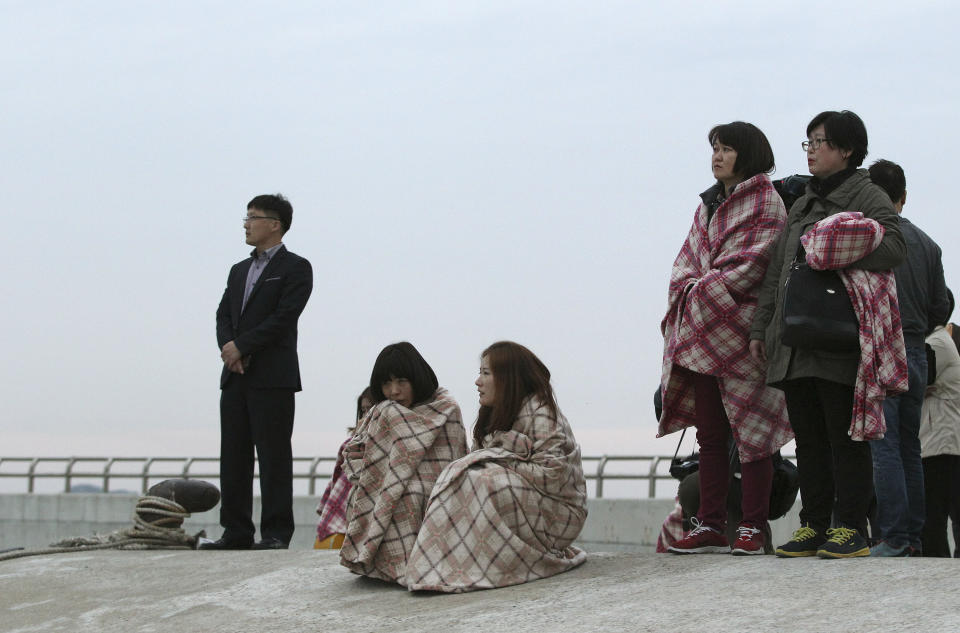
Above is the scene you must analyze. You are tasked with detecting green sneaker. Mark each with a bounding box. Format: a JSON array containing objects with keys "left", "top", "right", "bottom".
[
  {"left": 776, "top": 525, "right": 826, "bottom": 558},
  {"left": 816, "top": 527, "right": 870, "bottom": 559}
]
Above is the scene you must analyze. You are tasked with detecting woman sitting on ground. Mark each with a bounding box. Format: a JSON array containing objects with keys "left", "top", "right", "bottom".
[
  {"left": 406, "top": 341, "right": 587, "bottom": 592},
  {"left": 339, "top": 342, "right": 468, "bottom": 584},
  {"left": 314, "top": 387, "right": 373, "bottom": 549},
  {"left": 659, "top": 121, "right": 792, "bottom": 555}
]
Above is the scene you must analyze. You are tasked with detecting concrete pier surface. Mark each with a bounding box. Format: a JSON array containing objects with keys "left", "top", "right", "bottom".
[{"left": 1, "top": 549, "right": 957, "bottom": 633}]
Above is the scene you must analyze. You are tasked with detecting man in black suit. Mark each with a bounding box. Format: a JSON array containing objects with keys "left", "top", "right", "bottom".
[{"left": 202, "top": 193, "right": 313, "bottom": 550}]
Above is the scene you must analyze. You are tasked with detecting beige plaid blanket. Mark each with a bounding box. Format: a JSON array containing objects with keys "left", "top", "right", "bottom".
[
  {"left": 406, "top": 397, "right": 588, "bottom": 592},
  {"left": 339, "top": 387, "right": 467, "bottom": 584}
]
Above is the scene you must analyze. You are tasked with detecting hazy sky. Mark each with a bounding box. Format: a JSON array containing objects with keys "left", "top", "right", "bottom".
[{"left": 2, "top": 1, "right": 958, "bottom": 468}]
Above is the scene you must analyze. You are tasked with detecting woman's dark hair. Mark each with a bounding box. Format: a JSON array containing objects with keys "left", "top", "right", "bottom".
[
  {"left": 951, "top": 323, "right": 960, "bottom": 356},
  {"left": 368, "top": 342, "right": 439, "bottom": 407},
  {"left": 806, "top": 110, "right": 868, "bottom": 168},
  {"left": 348, "top": 386, "right": 375, "bottom": 434},
  {"left": 355, "top": 386, "right": 374, "bottom": 421},
  {"left": 708, "top": 121, "right": 776, "bottom": 180},
  {"left": 473, "top": 341, "right": 558, "bottom": 448}
]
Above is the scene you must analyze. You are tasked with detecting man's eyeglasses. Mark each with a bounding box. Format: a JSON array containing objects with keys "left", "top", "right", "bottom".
[
  {"left": 801, "top": 138, "right": 832, "bottom": 152},
  {"left": 242, "top": 215, "right": 279, "bottom": 224}
]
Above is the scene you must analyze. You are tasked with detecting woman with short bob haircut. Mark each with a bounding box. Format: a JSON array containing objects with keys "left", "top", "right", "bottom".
[
  {"left": 406, "top": 341, "right": 587, "bottom": 592},
  {"left": 339, "top": 342, "right": 468, "bottom": 584},
  {"left": 659, "top": 121, "right": 793, "bottom": 556},
  {"left": 366, "top": 341, "right": 439, "bottom": 409},
  {"left": 707, "top": 121, "right": 776, "bottom": 182},
  {"left": 750, "top": 110, "right": 906, "bottom": 559}
]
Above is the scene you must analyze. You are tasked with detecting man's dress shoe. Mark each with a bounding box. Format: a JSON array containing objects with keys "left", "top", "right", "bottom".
[
  {"left": 198, "top": 537, "right": 252, "bottom": 550},
  {"left": 251, "top": 537, "right": 289, "bottom": 550}
]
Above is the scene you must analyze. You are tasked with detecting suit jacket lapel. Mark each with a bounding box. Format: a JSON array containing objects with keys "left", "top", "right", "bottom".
[
  {"left": 241, "top": 245, "right": 287, "bottom": 314},
  {"left": 233, "top": 258, "right": 253, "bottom": 323}
]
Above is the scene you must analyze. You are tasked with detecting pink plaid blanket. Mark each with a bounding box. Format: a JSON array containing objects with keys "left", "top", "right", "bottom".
[
  {"left": 405, "top": 397, "right": 587, "bottom": 592},
  {"left": 339, "top": 388, "right": 467, "bottom": 583},
  {"left": 801, "top": 211, "right": 908, "bottom": 440},
  {"left": 315, "top": 438, "right": 352, "bottom": 541},
  {"left": 659, "top": 174, "right": 793, "bottom": 462},
  {"left": 656, "top": 498, "right": 686, "bottom": 553}
]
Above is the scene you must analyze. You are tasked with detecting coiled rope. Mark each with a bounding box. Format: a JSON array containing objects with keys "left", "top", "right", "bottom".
[{"left": 0, "top": 495, "right": 202, "bottom": 563}]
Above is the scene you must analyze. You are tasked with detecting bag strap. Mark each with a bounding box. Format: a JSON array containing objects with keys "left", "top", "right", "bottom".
[
  {"left": 792, "top": 198, "right": 819, "bottom": 263},
  {"left": 672, "top": 427, "right": 689, "bottom": 462},
  {"left": 793, "top": 243, "right": 805, "bottom": 263}
]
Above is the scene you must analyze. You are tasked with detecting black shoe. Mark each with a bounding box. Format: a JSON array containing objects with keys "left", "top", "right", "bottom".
[
  {"left": 198, "top": 537, "right": 252, "bottom": 550},
  {"left": 775, "top": 524, "right": 826, "bottom": 558},
  {"left": 251, "top": 537, "right": 289, "bottom": 550},
  {"left": 817, "top": 527, "right": 870, "bottom": 559}
]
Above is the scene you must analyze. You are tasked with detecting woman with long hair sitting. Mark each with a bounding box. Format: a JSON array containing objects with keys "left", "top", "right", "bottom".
[
  {"left": 339, "top": 342, "right": 468, "bottom": 584},
  {"left": 406, "top": 341, "right": 587, "bottom": 592}
]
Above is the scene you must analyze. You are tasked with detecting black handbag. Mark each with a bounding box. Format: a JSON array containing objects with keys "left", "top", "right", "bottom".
[
  {"left": 781, "top": 248, "right": 860, "bottom": 352},
  {"left": 768, "top": 454, "right": 800, "bottom": 520}
]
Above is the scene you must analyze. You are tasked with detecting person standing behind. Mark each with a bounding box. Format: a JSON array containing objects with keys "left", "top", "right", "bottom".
[
  {"left": 920, "top": 317, "right": 960, "bottom": 557},
  {"left": 659, "top": 122, "right": 793, "bottom": 556},
  {"left": 202, "top": 194, "right": 313, "bottom": 550},
  {"left": 867, "top": 159, "right": 950, "bottom": 557}
]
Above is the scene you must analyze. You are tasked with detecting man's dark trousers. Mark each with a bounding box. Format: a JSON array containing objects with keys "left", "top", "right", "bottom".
[{"left": 220, "top": 375, "right": 295, "bottom": 544}]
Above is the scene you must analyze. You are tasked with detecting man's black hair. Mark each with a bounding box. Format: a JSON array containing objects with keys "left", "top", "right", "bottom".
[
  {"left": 247, "top": 193, "right": 293, "bottom": 233},
  {"left": 868, "top": 159, "right": 906, "bottom": 204}
]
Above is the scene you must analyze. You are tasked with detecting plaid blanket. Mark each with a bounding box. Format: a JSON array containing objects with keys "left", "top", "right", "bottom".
[
  {"left": 339, "top": 388, "right": 467, "bottom": 583},
  {"left": 801, "top": 211, "right": 908, "bottom": 440},
  {"left": 405, "top": 397, "right": 588, "bottom": 592},
  {"left": 659, "top": 174, "right": 793, "bottom": 462},
  {"left": 315, "top": 438, "right": 352, "bottom": 542},
  {"left": 656, "top": 498, "right": 686, "bottom": 553}
]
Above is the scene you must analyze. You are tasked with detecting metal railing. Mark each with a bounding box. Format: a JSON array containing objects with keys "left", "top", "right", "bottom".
[{"left": 0, "top": 455, "right": 679, "bottom": 498}]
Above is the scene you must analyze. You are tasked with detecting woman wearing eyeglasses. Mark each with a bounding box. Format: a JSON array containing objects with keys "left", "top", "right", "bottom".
[
  {"left": 750, "top": 110, "right": 906, "bottom": 559},
  {"left": 658, "top": 121, "right": 793, "bottom": 556}
]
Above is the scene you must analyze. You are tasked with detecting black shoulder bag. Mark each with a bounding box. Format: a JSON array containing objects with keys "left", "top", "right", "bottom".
[{"left": 780, "top": 244, "right": 860, "bottom": 352}]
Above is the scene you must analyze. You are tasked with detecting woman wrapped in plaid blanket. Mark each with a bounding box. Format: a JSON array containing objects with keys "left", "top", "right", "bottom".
[
  {"left": 750, "top": 110, "right": 906, "bottom": 559},
  {"left": 339, "top": 342, "right": 468, "bottom": 583},
  {"left": 314, "top": 387, "right": 374, "bottom": 550},
  {"left": 659, "top": 122, "right": 792, "bottom": 556},
  {"left": 406, "top": 341, "right": 588, "bottom": 592}
]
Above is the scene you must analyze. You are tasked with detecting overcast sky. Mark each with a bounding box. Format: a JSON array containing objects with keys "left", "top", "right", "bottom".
[{"left": 2, "top": 1, "right": 957, "bottom": 469}]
